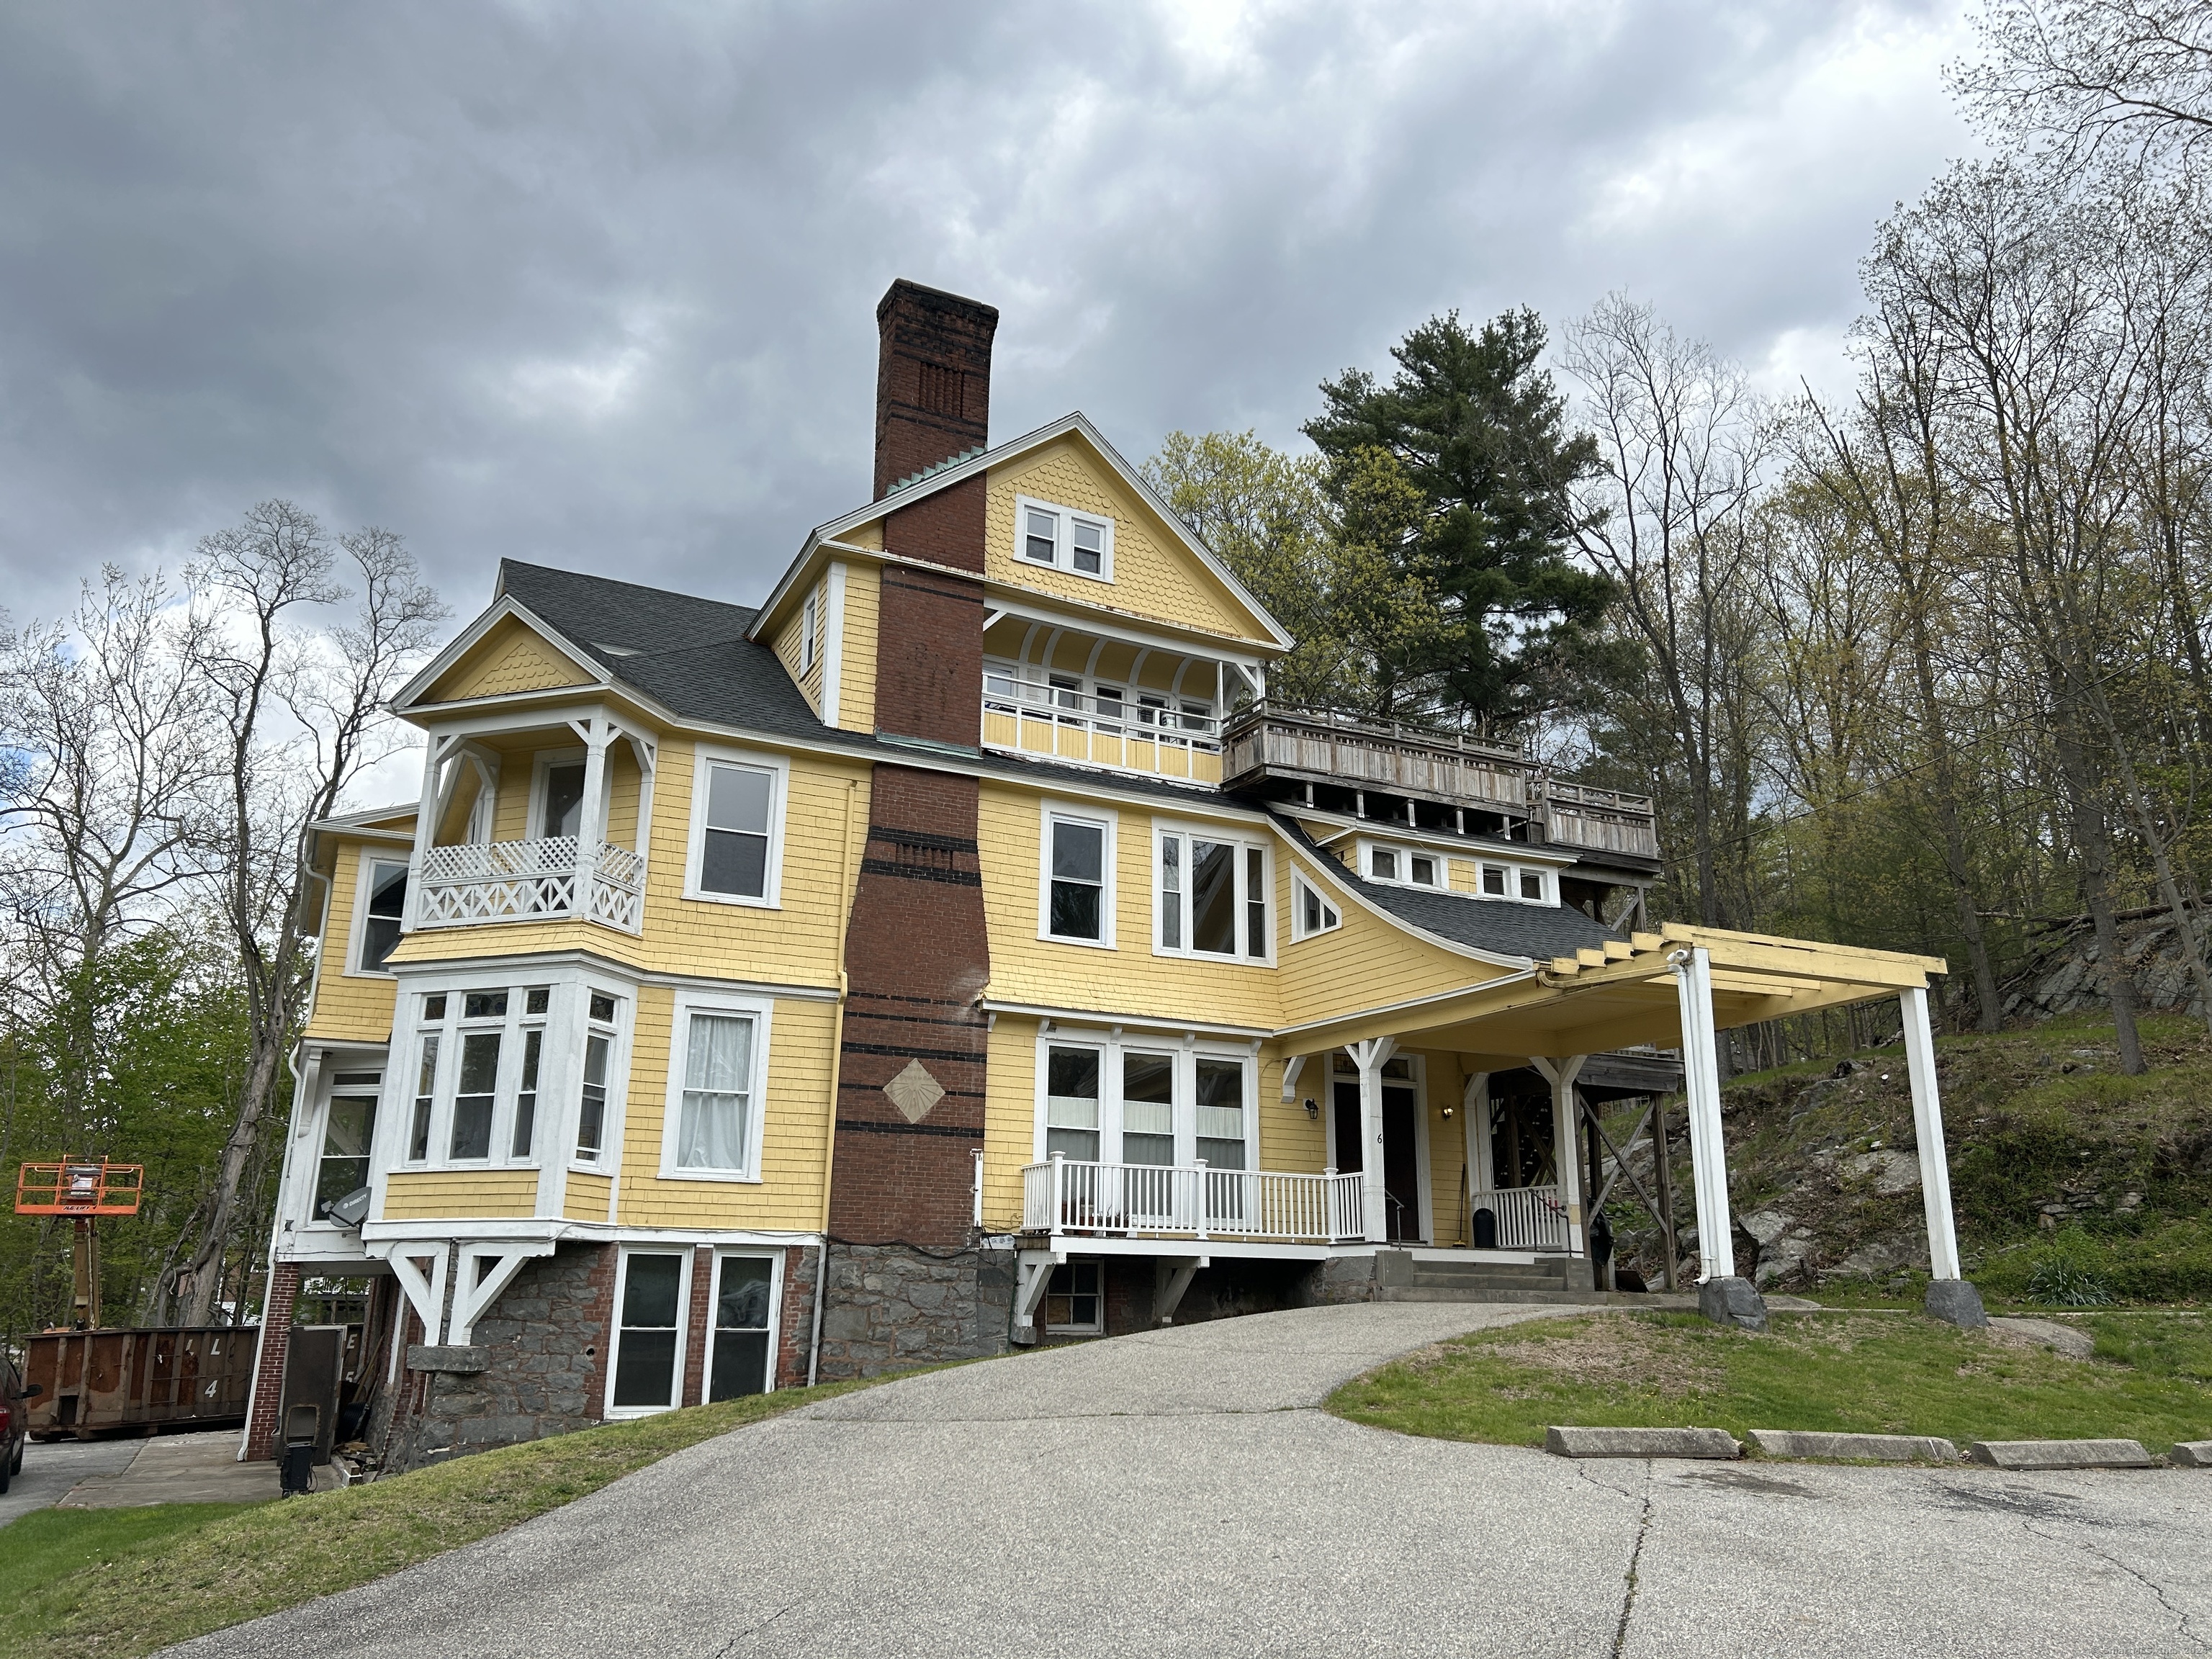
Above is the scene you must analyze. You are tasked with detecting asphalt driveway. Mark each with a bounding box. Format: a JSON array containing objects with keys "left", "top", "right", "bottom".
[{"left": 174, "top": 1303, "right": 2212, "bottom": 1658}]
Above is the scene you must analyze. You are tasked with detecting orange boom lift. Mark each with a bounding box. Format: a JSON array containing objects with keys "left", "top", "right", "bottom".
[{"left": 15, "top": 1161, "right": 144, "bottom": 1328}]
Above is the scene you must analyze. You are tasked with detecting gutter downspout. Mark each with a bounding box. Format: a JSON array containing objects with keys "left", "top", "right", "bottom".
[{"left": 809, "top": 776, "right": 860, "bottom": 1388}]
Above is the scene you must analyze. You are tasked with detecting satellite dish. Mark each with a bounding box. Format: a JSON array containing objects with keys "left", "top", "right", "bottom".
[{"left": 323, "top": 1186, "right": 372, "bottom": 1228}]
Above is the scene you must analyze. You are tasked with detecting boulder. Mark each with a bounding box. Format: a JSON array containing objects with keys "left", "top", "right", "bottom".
[
  {"left": 1699, "top": 1274, "right": 1768, "bottom": 1333},
  {"left": 1925, "top": 1278, "right": 1989, "bottom": 1330}
]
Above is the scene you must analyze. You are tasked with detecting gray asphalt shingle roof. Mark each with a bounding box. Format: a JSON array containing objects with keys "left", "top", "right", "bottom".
[{"left": 492, "top": 559, "right": 1614, "bottom": 963}]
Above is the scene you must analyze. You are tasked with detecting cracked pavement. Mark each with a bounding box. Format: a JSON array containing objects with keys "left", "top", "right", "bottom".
[{"left": 168, "top": 1303, "right": 2212, "bottom": 1658}]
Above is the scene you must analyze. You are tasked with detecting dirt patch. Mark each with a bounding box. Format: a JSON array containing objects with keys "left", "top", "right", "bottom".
[{"left": 1465, "top": 1314, "right": 1726, "bottom": 1399}]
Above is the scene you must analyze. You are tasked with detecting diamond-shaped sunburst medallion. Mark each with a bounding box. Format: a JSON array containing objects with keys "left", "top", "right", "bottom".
[{"left": 883, "top": 1058, "right": 945, "bottom": 1124}]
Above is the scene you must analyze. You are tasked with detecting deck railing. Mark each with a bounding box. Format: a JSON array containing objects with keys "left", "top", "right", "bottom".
[
  {"left": 415, "top": 837, "right": 647, "bottom": 935},
  {"left": 981, "top": 675, "right": 1222, "bottom": 784},
  {"left": 1220, "top": 701, "right": 1660, "bottom": 860},
  {"left": 1022, "top": 1155, "right": 1365, "bottom": 1244},
  {"left": 1468, "top": 1184, "right": 1568, "bottom": 1251}
]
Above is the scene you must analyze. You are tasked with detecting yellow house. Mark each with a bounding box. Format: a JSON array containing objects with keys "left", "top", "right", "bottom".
[{"left": 246, "top": 282, "right": 1979, "bottom": 1467}]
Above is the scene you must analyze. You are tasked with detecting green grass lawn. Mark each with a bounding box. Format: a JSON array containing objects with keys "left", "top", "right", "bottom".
[
  {"left": 1328, "top": 1309, "right": 2212, "bottom": 1454},
  {"left": 0, "top": 1376, "right": 876, "bottom": 1659}
]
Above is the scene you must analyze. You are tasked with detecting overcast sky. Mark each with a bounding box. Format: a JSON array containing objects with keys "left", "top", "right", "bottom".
[{"left": 0, "top": 1, "right": 1982, "bottom": 632}]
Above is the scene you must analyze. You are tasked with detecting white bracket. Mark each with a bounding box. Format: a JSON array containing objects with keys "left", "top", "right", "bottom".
[{"left": 449, "top": 1243, "right": 556, "bottom": 1346}]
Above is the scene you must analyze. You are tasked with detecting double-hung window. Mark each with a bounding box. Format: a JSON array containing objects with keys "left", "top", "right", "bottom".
[
  {"left": 355, "top": 860, "right": 408, "bottom": 974},
  {"left": 1477, "top": 860, "right": 1555, "bottom": 905},
  {"left": 609, "top": 1249, "right": 688, "bottom": 1415},
  {"left": 1014, "top": 495, "right": 1114, "bottom": 581},
  {"left": 1156, "top": 824, "right": 1269, "bottom": 961},
  {"left": 576, "top": 990, "right": 620, "bottom": 1163},
  {"left": 1041, "top": 808, "right": 1112, "bottom": 946},
  {"left": 709, "top": 1254, "right": 776, "bottom": 1400},
  {"left": 686, "top": 747, "right": 786, "bottom": 906},
  {"left": 1366, "top": 842, "right": 1442, "bottom": 888},
  {"left": 660, "top": 994, "right": 771, "bottom": 1180}
]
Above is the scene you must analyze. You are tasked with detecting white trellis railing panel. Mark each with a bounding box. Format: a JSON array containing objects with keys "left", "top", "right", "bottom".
[{"left": 415, "top": 837, "right": 646, "bottom": 935}]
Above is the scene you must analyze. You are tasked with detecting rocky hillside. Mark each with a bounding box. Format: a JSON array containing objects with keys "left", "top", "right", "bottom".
[{"left": 1605, "top": 1012, "right": 2212, "bottom": 1305}]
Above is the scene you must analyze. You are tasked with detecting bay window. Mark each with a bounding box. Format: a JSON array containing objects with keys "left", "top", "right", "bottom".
[
  {"left": 1155, "top": 823, "right": 1269, "bottom": 962},
  {"left": 397, "top": 979, "right": 614, "bottom": 1172}
]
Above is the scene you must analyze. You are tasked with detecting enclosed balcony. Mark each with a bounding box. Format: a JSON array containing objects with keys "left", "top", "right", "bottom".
[
  {"left": 979, "top": 613, "right": 1262, "bottom": 786},
  {"left": 403, "top": 710, "right": 657, "bottom": 939}
]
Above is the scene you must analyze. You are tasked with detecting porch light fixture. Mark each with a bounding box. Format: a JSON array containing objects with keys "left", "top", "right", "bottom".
[{"left": 1303, "top": 1097, "right": 1319, "bottom": 1120}]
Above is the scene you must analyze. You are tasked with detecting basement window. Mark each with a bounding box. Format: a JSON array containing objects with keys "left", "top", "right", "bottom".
[
  {"left": 608, "top": 1249, "right": 690, "bottom": 1416},
  {"left": 1044, "top": 1258, "right": 1103, "bottom": 1334}
]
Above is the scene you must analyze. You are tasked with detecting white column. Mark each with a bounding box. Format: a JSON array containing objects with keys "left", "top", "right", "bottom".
[
  {"left": 1671, "top": 947, "right": 1736, "bottom": 1280},
  {"left": 1346, "top": 1037, "right": 1398, "bottom": 1242},
  {"left": 1901, "top": 986, "right": 1964, "bottom": 1280},
  {"left": 572, "top": 716, "right": 612, "bottom": 912},
  {"left": 1465, "top": 1074, "right": 1493, "bottom": 1193},
  {"left": 403, "top": 735, "right": 446, "bottom": 931},
  {"left": 1533, "top": 1056, "right": 1587, "bottom": 1255}
]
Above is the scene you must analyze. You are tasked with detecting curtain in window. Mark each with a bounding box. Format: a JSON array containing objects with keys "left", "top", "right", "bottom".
[{"left": 678, "top": 1012, "right": 753, "bottom": 1170}]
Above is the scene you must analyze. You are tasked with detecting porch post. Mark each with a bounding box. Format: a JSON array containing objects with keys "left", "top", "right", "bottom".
[
  {"left": 1671, "top": 946, "right": 1766, "bottom": 1329},
  {"left": 572, "top": 714, "right": 612, "bottom": 912},
  {"left": 1670, "top": 948, "right": 1734, "bottom": 1279},
  {"left": 1465, "top": 1074, "right": 1493, "bottom": 1194},
  {"left": 402, "top": 735, "right": 447, "bottom": 932},
  {"left": 1346, "top": 1037, "right": 1397, "bottom": 1243},
  {"left": 1902, "top": 986, "right": 1986, "bottom": 1326},
  {"left": 1532, "top": 1057, "right": 1586, "bottom": 1255}
]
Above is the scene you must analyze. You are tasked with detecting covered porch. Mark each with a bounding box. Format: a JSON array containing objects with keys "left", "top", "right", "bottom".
[{"left": 1280, "top": 922, "right": 1971, "bottom": 1321}]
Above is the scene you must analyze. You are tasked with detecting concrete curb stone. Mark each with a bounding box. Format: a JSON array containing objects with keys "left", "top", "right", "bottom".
[
  {"left": 2169, "top": 1441, "right": 2212, "bottom": 1467},
  {"left": 1966, "top": 1438, "right": 2154, "bottom": 1470},
  {"left": 1748, "top": 1429, "right": 1959, "bottom": 1463},
  {"left": 1545, "top": 1425, "right": 1741, "bottom": 1460}
]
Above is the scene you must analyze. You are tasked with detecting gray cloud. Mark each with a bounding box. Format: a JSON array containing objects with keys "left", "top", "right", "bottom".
[{"left": 0, "top": 0, "right": 1975, "bottom": 628}]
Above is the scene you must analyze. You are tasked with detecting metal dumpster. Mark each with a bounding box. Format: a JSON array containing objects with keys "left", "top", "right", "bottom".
[{"left": 22, "top": 1326, "right": 257, "bottom": 1439}]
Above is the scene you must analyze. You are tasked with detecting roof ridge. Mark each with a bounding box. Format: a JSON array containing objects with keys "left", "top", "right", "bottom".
[{"left": 499, "top": 557, "right": 758, "bottom": 624}]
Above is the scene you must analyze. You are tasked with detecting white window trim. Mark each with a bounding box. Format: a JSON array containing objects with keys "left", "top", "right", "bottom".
[
  {"left": 1289, "top": 870, "right": 1342, "bottom": 942},
  {"left": 800, "top": 585, "right": 819, "bottom": 673},
  {"left": 299, "top": 1058, "right": 386, "bottom": 1233},
  {"left": 344, "top": 853, "right": 411, "bottom": 979},
  {"left": 682, "top": 744, "right": 790, "bottom": 910},
  {"left": 1473, "top": 858, "right": 1558, "bottom": 907},
  {"left": 603, "top": 1245, "right": 695, "bottom": 1419},
  {"left": 1014, "top": 493, "right": 1116, "bottom": 584},
  {"left": 568, "top": 981, "right": 633, "bottom": 1174},
  {"left": 1357, "top": 837, "right": 1448, "bottom": 891},
  {"left": 1039, "top": 801, "right": 1118, "bottom": 950},
  {"left": 657, "top": 989, "right": 775, "bottom": 1183},
  {"left": 397, "top": 984, "right": 557, "bottom": 1173},
  {"left": 1151, "top": 819, "right": 1275, "bottom": 966},
  {"left": 1030, "top": 1025, "right": 1259, "bottom": 1174},
  {"left": 706, "top": 1247, "right": 785, "bottom": 1398},
  {"left": 525, "top": 746, "right": 589, "bottom": 841}
]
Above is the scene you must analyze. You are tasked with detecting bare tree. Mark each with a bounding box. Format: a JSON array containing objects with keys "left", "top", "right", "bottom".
[
  {"left": 1563, "top": 296, "right": 1776, "bottom": 927},
  {"left": 171, "top": 504, "right": 443, "bottom": 1326},
  {"left": 1956, "top": 0, "right": 2212, "bottom": 166}
]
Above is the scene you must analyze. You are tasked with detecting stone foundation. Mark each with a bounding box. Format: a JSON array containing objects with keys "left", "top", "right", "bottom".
[{"left": 812, "top": 1242, "right": 1014, "bottom": 1376}]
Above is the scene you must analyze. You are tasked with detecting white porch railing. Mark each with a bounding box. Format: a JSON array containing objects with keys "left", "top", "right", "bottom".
[
  {"left": 415, "top": 837, "right": 647, "bottom": 935},
  {"left": 1468, "top": 1184, "right": 1568, "bottom": 1251},
  {"left": 982, "top": 675, "right": 1223, "bottom": 785},
  {"left": 1022, "top": 1156, "right": 1364, "bottom": 1245}
]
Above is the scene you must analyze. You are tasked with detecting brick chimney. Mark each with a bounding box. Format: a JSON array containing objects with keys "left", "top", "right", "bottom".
[
  {"left": 873, "top": 279, "right": 998, "bottom": 500},
  {"left": 822, "top": 282, "right": 998, "bottom": 1377}
]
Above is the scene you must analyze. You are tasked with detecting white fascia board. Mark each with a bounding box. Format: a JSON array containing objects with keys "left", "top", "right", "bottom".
[
  {"left": 981, "top": 999, "right": 1273, "bottom": 1040},
  {"left": 1271, "top": 967, "right": 1542, "bottom": 1042},
  {"left": 393, "top": 595, "right": 613, "bottom": 712},
  {"left": 754, "top": 412, "right": 1295, "bottom": 652}
]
